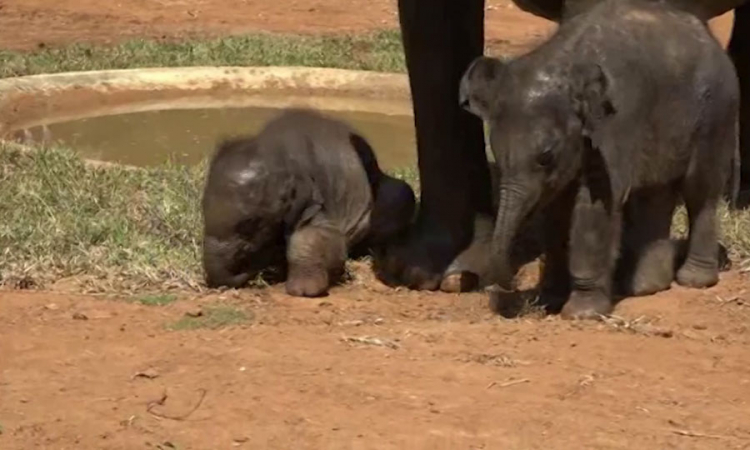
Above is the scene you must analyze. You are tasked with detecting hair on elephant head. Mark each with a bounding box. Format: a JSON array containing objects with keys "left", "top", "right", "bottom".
[
  {"left": 458, "top": 0, "right": 738, "bottom": 319},
  {"left": 201, "top": 108, "right": 416, "bottom": 297},
  {"left": 459, "top": 56, "right": 509, "bottom": 119},
  {"left": 460, "top": 55, "right": 621, "bottom": 286}
]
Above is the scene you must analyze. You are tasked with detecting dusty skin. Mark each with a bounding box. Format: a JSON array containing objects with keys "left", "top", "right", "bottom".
[{"left": 0, "top": 1, "right": 748, "bottom": 449}]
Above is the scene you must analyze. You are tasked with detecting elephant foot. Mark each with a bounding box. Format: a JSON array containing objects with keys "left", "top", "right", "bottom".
[
  {"left": 440, "top": 271, "right": 480, "bottom": 293},
  {"left": 440, "top": 214, "right": 495, "bottom": 293},
  {"left": 538, "top": 289, "right": 568, "bottom": 315},
  {"left": 560, "top": 291, "right": 612, "bottom": 320},
  {"left": 487, "top": 284, "right": 527, "bottom": 319},
  {"left": 675, "top": 260, "right": 719, "bottom": 289},
  {"left": 373, "top": 220, "right": 464, "bottom": 291},
  {"left": 285, "top": 270, "right": 330, "bottom": 298},
  {"left": 618, "top": 239, "right": 676, "bottom": 297}
]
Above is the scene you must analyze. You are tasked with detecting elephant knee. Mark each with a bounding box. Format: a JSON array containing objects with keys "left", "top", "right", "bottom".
[{"left": 288, "top": 226, "right": 346, "bottom": 273}]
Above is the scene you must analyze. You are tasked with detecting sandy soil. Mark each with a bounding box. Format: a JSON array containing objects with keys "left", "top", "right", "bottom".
[
  {"left": 2, "top": 263, "right": 750, "bottom": 449},
  {"left": 0, "top": 0, "right": 735, "bottom": 52},
  {"left": 1, "top": 1, "right": 749, "bottom": 449}
]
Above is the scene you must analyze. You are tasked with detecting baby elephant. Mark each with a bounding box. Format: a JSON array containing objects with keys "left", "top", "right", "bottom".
[
  {"left": 202, "top": 108, "right": 415, "bottom": 297},
  {"left": 460, "top": 0, "right": 739, "bottom": 319}
]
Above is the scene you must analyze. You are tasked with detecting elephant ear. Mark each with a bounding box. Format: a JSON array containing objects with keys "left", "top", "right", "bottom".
[
  {"left": 572, "top": 63, "right": 616, "bottom": 137},
  {"left": 459, "top": 56, "right": 506, "bottom": 120},
  {"left": 571, "top": 63, "right": 630, "bottom": 206}
]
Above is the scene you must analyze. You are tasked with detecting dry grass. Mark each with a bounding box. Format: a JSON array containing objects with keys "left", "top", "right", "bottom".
[
  {"left": 0, "top": 31, "right": 405, "bottom": 79},
  {"left": 672, "top": 204, "right": 750, "bottom": 267},
  {"left": 1, "top": 144, "right": 749, "bottom": 296},
  {"left": 0, "top": 143, "right": 419, "bottom": 293},
  {"left": 0, "top": 143, "right": 205, "bottom": 292}
]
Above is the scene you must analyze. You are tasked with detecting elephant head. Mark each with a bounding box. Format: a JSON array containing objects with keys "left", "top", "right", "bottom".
[
  {"left": 348, "top": 133, "right": 416, "bottom": 246},
  {"left": 459, "top": 55, "right": 619, "bottom": 288}
]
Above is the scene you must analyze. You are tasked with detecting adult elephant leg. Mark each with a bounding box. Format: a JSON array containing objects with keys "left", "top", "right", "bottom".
[
  {"left": 729, "top": 3, "right": 750, "bottom": 205},
  {"left": 375, "top": 0, "right": 492, "bottom": 290},
  {"left": 439, "top": 213, "right": 494, "bottom": 293}
]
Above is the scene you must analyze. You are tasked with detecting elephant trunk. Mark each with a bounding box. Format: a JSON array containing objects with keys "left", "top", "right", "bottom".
[{"left": 490, "top": 185, "right": 532, "bottom": 289}]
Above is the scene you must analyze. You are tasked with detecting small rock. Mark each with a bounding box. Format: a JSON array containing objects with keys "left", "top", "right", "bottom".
[
  {"left": 44, "top": 303, "right": 59, "bottom": 311},
  {"left": 185, "top": 308, "right": 203, "bottom": 318},
  {"left": 654, "top": 329, "right": 674, "bottom": 338},
  {"left": 132, "top": 368, "right": 160, "bottom": 380},
  {"left": 72, "top": 312, "right": 88, "bottom": 321}
]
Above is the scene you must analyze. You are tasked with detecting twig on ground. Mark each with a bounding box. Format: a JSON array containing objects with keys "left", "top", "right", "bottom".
[
  {"left": 146, "top": 389, "right": 207, "bottom": 421},
  {"left": 601, "top": 315, "right": 673, "bottom": 338},
  {"left": 341, "top": 335, "right": 400, "bottom": 350},
  {"left": 670, "top": 429, "right": 727, "bottom": 440},
  {"left": 486, "top": 378, "right": 531, "bottom": 389},
  {"left": 716, "top": 295, "right": 746, "bottom": 307}
]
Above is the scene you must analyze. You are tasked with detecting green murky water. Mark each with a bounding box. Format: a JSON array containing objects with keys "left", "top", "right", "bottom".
[{"left": 37, "top": 107, "right": 417, "bottom": 170}]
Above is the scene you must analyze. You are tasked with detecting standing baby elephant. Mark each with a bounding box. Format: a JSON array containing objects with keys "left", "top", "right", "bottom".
[
  {"left": 460, "top": 0, "right": 739, "bottom": 319},
  {"left": 202, "top": 108, "right": 416, "bottom": 297}
]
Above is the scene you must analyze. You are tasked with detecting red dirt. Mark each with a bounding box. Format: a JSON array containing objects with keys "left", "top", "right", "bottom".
[
  {"left": 2, "top": 264, "right": 750, "bottom": 449},
  {"left": 0, "top": 0, "right": 735, "bottom": 52},
  {"left": 1, "top": 1, "right": 749, "bottom": 449}
]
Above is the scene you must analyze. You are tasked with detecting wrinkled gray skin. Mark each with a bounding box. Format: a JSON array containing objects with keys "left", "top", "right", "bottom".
[
  {"left": 202, "top": 108, "right": 416, "bottom": 297},
  {"left": 377, "top": 0, "right": 750, "bottom": 296},
  {"left": 460, "top": 0, "right": 739, "bottom": 319}
]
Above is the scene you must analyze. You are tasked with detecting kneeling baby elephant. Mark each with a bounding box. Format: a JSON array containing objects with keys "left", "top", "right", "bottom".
[
  {"left": 460, "top": 0, "right": 740, "bottom": 319},
  {"left": 201, "top": 108, "right": 416, "bottom": 297}
]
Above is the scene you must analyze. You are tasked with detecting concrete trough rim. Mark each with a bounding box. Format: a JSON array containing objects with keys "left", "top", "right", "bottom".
[{"left": 0, "top": 66, "right": 413, "bottom": 138}]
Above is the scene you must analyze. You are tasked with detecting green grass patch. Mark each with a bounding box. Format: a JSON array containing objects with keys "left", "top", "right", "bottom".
[
  {"left": 133, "top": 294, "right": 178, "bottom": 306},
  {"left": 0, "top": 30, "right": 406, "bottom": 78},
  {"left": 168, "top": 306, "right": 251, "bottom": 331},
  {"left": 0, "top": 143, "right": 204, "bottom": 292},
  {"left": 1, "top": 143, "right": 749, "bottom": 294},
  {"left": 0, "top": 143, "right": 419, "bottom": 292}
]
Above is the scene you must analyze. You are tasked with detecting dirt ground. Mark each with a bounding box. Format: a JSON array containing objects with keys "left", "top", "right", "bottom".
[
  {"left": 2, "top": 264, "right": 750, "bottom": 449},
  {"left": 0, "top": 0, "right": 736, "bottom": 52},
  {"left": 1, "top": 1, "right": 750, "bottom": 449}
]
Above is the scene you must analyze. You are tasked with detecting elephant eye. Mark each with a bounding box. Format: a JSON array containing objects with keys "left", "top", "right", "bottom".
[{"left": 536, "top": 146, "right": 555, "bottom": 168}]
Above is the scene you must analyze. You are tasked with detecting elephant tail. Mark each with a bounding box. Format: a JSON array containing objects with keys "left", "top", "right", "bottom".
[{"left": 727, "top": 125, "right": 741, "bottom": 210}]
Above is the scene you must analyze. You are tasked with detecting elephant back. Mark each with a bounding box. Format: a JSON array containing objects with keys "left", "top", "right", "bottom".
[{"left": 513, "top": 0, "right": 743, "bottom": 21}]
